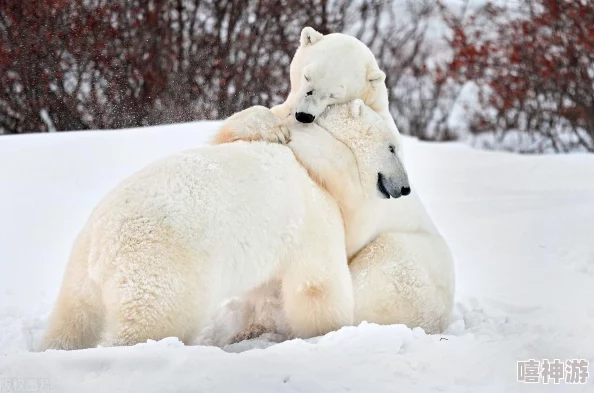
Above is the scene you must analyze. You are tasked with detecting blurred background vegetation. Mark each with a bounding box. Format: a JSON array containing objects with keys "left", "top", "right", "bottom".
[{"left": 1, "top": 0, "right": 592, "bottom": 153}]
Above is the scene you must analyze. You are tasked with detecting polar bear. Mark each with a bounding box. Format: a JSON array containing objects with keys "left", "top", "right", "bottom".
[
  {"left": 211, "top": 27, "right": 455, "bottom": 338},
  {"left": 39, "top": 100, "right": 407, "bottom": 351},
  {"left": 213, "top": 26, "right": 400, "bottom": 150}
]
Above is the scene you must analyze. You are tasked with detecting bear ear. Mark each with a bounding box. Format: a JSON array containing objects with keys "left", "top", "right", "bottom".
[
  {"left": 300, "top": 27, "right": 324, "bottom": 47},
  {"left": 367, "top": 68, "right": 386, "bottom": 85},
  {"left": 350, "top": 99, "right": 365, "bottom": 118}
]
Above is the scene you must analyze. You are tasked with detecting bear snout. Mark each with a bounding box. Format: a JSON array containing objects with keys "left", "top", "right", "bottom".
[
  {"left": 377, "top": 173, "right": 411, "bottom": 199},
  {"left": 295, "top": 112, "right": 315, "bottom": 123}
]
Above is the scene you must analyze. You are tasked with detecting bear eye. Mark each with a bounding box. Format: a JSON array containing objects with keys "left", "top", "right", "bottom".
[
  {"left": 389, "top": 145, "right": 396, "bottom": 154},
  {"left": 306, "top": 90, "right": 313, "bottom": 96},
  {"left": 304, "top": 75, "right": 310, "bottom": 82}
]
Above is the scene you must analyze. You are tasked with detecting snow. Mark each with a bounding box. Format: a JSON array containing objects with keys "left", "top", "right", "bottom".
[{"left": 1, "top": 121, "right": 594, "bottom": 392}]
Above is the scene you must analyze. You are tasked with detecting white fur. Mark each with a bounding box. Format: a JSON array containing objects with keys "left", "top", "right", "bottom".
[
  {"left": 278, "top": 29, "right": 393, "bottom": 138},
  {"left": 40, "top": 101, "right": 403, "bottom": 351},
  {"left": 213, "top": 27, "right": 399, "bottom": 149},
  {"left": 213, "top": 28, "right": 455, "bottom": 340}
]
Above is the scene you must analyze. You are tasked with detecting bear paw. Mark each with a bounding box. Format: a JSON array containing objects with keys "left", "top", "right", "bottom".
[
  {"left": 229, "top": 323, "right": 270, "bottom": 343},
  {"left": 213, "top": 106, "right": 290, "bottom": 145}
]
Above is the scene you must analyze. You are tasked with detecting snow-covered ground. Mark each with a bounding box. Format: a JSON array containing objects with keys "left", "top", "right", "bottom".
[{"left": 0, "top": 122, "right": 593, "bottom": 392}]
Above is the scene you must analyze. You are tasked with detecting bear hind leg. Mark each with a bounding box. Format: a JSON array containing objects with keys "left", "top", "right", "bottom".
[
  {"left": 39, "top": 290, "right": 104, "bottom": 351},
  {"left": 39, "top": 231, "right": 104, "bottom": 351},
  {"left": 100, "top": 245, "right": 205, "bottom": 347}
]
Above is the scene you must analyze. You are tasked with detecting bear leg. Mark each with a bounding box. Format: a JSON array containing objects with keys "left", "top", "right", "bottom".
[
  {"left": 40, "top": 230, "right": 104, "bottom": 351},
  {"left": 99, "top": 239, "right": 206, "bottom": 347},
  {"left": 349, "top": 232, "right": 455, "bottom": 334},
  {"left": 280, "top": 248, "right": 354, "bottom": 338},
  {"left": 39, "top": 287, "right": 104, "bottom": 351},
  {"left": 212, "top": 105, "right": 289, "bottom": 145}
]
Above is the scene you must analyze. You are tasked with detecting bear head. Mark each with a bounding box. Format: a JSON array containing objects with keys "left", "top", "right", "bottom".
[
  {"left": 288, "top": 27, "right": 388, "bottom": 125},
  {"left": 315, "top": 99, "right": 410, "bottom": 200}
]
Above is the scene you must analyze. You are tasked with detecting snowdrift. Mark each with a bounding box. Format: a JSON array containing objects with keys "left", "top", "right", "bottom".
[{"left": 1, "top": 122, "right": 593, "bottom": 392}]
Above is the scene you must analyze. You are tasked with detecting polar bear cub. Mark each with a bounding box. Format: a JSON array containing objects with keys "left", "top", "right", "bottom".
[{"left": 40, "top": 100, "right": 407, "bottom": 351}]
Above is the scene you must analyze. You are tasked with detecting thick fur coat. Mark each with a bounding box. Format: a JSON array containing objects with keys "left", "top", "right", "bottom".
[
  {"left": 212, "top": 27, "right": 455, "bottom": 338},
  {"left": 40, "top": 101, "right": 406, "bottom": 350}
]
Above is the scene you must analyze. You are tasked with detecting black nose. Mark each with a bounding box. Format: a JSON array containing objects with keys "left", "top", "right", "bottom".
[
  {"left": 401, "top": 186, "right": 411, "bottom": 196},
  {"left": 295, "top": 112, "right": 315, "bottom": 123}
]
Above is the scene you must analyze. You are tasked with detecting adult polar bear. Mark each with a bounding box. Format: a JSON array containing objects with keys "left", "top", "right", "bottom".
[
  {"left": 40, "top": 101, "right": 406, "bottom": 350},
  {"left": 214, "top": 27, "right": 455, "bottom": 334}
]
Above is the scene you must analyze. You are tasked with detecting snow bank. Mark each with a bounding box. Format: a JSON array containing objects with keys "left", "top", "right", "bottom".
[{"left": 1, "top": 122, "right": 593, "bottom": 392}]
